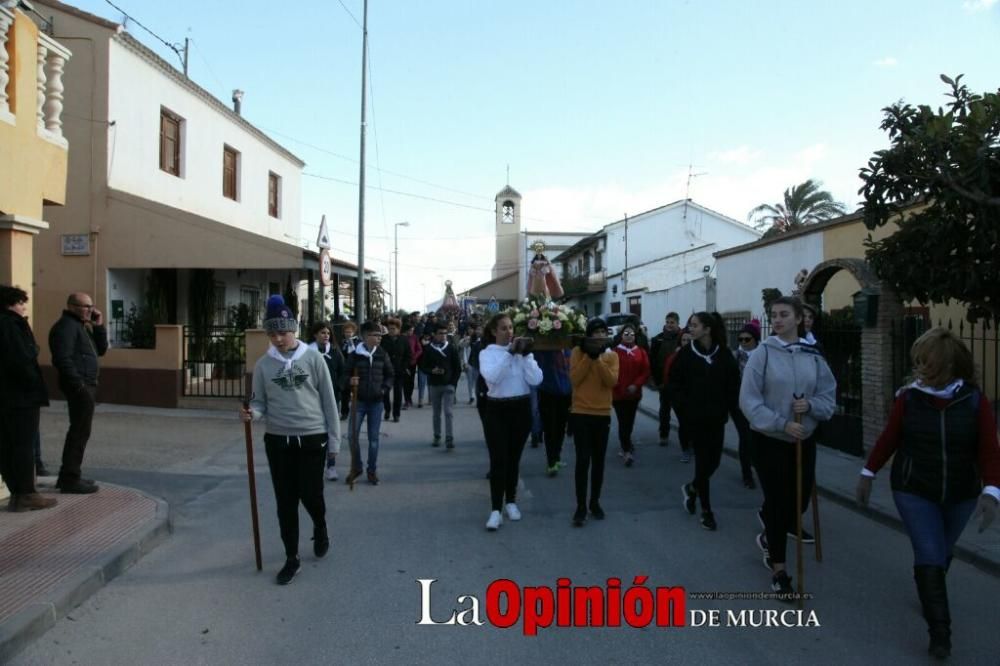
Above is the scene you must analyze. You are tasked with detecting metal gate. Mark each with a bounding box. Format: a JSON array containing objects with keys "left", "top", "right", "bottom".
[
  {"left": 183, "top": 326, "right": 246, "bottom": 397},
  {"left": 820, "top": 321, "right": 863, "bottom": 456}
]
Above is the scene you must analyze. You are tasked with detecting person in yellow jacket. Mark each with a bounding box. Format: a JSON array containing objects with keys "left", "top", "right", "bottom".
[{"left": 569, "top": 317, "right": 620, "bottom": 526}]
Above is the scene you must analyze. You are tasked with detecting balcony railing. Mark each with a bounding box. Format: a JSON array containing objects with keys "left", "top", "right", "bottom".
[{"left": 0, "top": 8, "right": 71, "bottom": 145}]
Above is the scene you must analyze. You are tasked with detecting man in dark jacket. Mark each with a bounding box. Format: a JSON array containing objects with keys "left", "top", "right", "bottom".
[
  {"left": 380, "top": 317, "right": 411, "bottom": 423},
  {"left": 420, "top": 321, "right": 462, "bottom": 448},
  {"left": 649, "top": 312, "right": 681, "bottom": 445},
  {"left": 49, "top": 292, "right": 107, "bottom": 494},
  {"left": 0, "top": 285, "right": 57, "bottom": 511},
  {"left": 344, "top": 321, "right": 394, "bottom": 485}
]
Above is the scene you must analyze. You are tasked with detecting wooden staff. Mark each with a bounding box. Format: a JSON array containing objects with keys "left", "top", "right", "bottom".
[
  {"left": 794, "top": 397, "right": 804, "bottom": 610},
  {"left": 348, "top": 368, "right": 359, "bottom": 490},
  {"left": 241, "top": 397, "right": 263, "bottom": 571},
  {"left": 812, "top": 484, "right": 823, "bottom": 562}
]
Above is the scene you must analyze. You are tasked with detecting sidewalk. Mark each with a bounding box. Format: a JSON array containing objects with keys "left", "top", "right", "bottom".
[
  {"left": 0, "top": 478, "right": 170, "bottom": 662},
  {"left": 636, "top": 389, "right": 1000, "bottom": 576}
]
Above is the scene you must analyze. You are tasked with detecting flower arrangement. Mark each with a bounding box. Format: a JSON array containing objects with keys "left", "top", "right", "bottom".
[{"left": 508, "top": 298, "right": 588, "bottom": 339}]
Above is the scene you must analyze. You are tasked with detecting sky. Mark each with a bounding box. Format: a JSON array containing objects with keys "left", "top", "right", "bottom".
[{"left": 62, "top": 0, "right": 1000, "bottom": 310}]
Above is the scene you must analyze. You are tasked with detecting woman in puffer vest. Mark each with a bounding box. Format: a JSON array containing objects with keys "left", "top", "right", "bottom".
[{"left": 856, "top": 327, "right": 999, "bottom": 659}]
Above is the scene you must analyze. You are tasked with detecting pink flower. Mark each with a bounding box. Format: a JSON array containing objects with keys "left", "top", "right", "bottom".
[
  {"left": 530, "top": 309, "right": 540, "bottom": 318},
  {"left": 552, "top": 319, "right": 562, "bottom": 330},
  {"left": 528, "top": 318, "right": 539, "bottom": 330}
]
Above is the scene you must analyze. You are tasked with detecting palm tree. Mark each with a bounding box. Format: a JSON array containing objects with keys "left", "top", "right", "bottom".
[{"left": 747, "top": 179, "right": 847, "bottom": 237}]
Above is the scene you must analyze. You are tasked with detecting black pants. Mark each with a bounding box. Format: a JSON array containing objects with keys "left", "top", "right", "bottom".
[
  {"left": 689, "top": 421, "right": 725, "bottom": 512},
  {"left": 484, "top": 397, "right": 531, "bottom": 511},
  {"left": 340, "top": 391, "right": 352, "bottom": 419},
  {"left": 383, "top": 376, "right": 405, "bottom": 420},
  {"left": 538, "top": 392, "right": 571, "bottom": 467},
  {"left": 403, "top": 367, "right": 416, "bottom": 404},
  {"left": 752, "top": 432, "right": 816, "bottom": 565},
  {"left": 612, "top": 399, "right": 640, "bottom": 453},
  {"left": 658, "top": 388, "right": 673, "bottom": 438},
  {"left": 572, "top": 413, "right": 610, "bottom": 508},
  {"left": 0, "top": 407, "right": 40, "bottom": 494},
  {"left": 264, "top": 433, "right": 327, "bottom": 559},
  {"left": 59, "top": 384, "right": 96, "bottom": 484},
  {"left": 731, "top": 408, "right": 754, "bottom": 482}
]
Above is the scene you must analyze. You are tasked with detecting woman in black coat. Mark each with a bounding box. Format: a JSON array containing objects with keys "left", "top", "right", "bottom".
[
  {"left": 0, "top": 285, "right": 57, "bottom": 511},
  {"left": 668, "top": 312, "right": 740, "bottom": 531}
]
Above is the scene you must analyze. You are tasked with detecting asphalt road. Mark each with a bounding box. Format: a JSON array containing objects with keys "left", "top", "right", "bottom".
[{"left": 17, "top": 397, "right": 1000, "bottom": 665}]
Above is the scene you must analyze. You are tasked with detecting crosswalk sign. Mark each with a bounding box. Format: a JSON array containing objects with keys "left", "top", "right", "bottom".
[{"left": 317, "top": 215, "right": 331, "bottom": 250}]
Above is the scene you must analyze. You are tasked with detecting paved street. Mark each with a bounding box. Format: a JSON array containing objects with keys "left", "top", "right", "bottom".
[{"left": 12, "top": 396, "right": 1000, "bottom": 665}]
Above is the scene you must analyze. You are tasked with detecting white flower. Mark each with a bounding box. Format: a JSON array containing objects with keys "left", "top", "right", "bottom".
[
  {"left": 538, "top": 318, "right": 553, "bottom": 333},
  {"left": 514, "top": 312, "right": 526, "bottom": 323},
  {"left": 557, "top": 312, "right": 568, "bottom": 321},
  {"left": 577, "top": 315, "right": 587, "bottom": 329}
]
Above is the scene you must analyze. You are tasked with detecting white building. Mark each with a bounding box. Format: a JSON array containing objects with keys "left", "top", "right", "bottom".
[{"left": 556, "top": 199, "right": 761, "bottom": 324}]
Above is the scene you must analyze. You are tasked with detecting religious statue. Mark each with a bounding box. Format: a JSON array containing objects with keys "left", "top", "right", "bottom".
[{"left": 527, "top": 241, "right": 564, "bottom": 300}]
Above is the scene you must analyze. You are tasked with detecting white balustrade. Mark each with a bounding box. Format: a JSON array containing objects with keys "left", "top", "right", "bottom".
[
  {"left": 37, "top": 33, "right": 70, "bottom": 144},
  {"left": 0, "top": 6, "right": 13, "bottom": 123}
]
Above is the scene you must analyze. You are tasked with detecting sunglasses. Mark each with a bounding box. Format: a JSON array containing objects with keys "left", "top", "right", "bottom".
[{"left": 738, "top": 336, "right": 753, "bottom": 342}]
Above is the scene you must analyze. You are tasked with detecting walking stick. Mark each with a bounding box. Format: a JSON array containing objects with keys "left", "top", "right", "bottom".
[
  {"left": 812, "top": 484, "right": 823, "bottom": 562},
  {"left": 241, "top": 396, "right": 263, "bottom": 571},
  {"left": 348, "top": 369, "right": 359, "bottom": 491},
  {"left": 792, "top": 395, "right": 805, "bottom": 609}
]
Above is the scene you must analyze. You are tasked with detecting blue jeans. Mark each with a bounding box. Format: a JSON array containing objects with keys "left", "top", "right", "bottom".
[
  {"left": 529, "top": 385, "right": 542, "bottom": 437},
  {"left": 893, "top": 491, "right": 976, "bottom": 567},
  {"left": 417, "top": 370, "right": 428, "bottom": 403},
  {"left": 464, "top": 366, "right": 479, "bottom": 401},
  {"left": 350, "top": 400, "right": 383, "bottom": 474}
]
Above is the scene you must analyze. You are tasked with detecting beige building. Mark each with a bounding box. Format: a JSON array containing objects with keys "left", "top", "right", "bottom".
[{"left": 0, "top": 2, "right": 72, "bottom": 499}]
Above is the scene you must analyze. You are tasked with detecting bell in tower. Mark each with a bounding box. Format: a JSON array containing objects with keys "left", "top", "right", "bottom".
[{"left": 493, "top": 184, "right": 522, "bottom": 280}]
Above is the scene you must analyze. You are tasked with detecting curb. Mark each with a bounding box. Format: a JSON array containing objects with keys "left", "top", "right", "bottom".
[
  {"left": 0, "top": 488, "right": 172, "bottom": 663},
  {"left": 636, "top": 403, "right": 1000, "bottom": 578}
]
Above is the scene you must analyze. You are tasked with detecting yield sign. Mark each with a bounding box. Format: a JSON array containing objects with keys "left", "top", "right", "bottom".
[{"left": 316, "top": 215, "right": 331, "bottom": 250}]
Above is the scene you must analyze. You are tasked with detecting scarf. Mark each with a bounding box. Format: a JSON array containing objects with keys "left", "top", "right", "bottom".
[
  {"left": 616, "top": 343, "right": 637, "bottom": 356},
  {"left": 430, "top": 340, "right": 450, "bottom": 357},
  {"left": 267, "top": 342, "right": 308, "bottom": 372},
  {"left": 903, "top": 379, "right": 964, "bottom": 399},
  {"left": 691, "top": 342, "right": 719, "bottom": 365}
]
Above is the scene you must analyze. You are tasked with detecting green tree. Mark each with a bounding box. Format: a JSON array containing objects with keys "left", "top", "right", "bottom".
[
  {"left": 747, "top": 179, "right": 848, "bottom": 237},
  {"left": 860, "top": 75, "right": 999, "bottom": 322}
]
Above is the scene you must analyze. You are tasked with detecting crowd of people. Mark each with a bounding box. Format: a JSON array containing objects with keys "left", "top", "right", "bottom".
[{"left": 4, "top": 283, "right": 997, "bottom": 657}]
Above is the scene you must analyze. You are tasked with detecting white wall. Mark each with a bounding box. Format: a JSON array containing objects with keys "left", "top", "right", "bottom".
[
  {"left": 106, "top": 39, "right": 303, "bottom": 247},
  {"left": 642, "top": 278, "right": 710, "bottom": 326},
  {"left": 715, "top": 233, "right": 824, "bottom": 315}
]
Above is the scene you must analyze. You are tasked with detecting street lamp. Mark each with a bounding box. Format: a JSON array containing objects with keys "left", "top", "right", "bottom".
[{"left": 394, "top": 221, "right": 410, "bottom": 311}]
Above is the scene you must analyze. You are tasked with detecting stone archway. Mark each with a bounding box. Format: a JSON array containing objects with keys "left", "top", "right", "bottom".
[{"left": 800, "top": 258, "right": 903, "bottom": 455}]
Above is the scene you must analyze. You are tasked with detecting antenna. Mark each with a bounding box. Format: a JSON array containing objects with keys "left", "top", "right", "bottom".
[
  {"left": 682, "top": 164, "right": 707, "bottom": 239},
  {"left": 506, "top": 164, "right": 510, "bottom": 187}
]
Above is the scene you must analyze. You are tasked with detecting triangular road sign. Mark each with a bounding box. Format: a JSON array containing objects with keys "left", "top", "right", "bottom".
[{"left": 317, "top": 215, "right": 331, "bottom": 250}]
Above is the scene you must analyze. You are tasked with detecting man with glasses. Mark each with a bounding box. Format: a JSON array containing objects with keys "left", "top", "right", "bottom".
[
  {"left": 344, "top": 321, "right": 394, "bottom": 485},
  {"left": 48, "top": 292, "right": 107, "bottom": 494}
]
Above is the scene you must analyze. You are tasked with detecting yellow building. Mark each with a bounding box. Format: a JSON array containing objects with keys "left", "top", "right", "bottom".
[{"left": 0, "top": 4, "right": 71, "bottom": 500}]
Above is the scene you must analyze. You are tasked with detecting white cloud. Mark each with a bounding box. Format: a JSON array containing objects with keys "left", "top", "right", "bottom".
[
  {"left": 963, "top": 0, "right": 997, "bottom": 12},
  {"left": 793, "top": 143, "right": 828, "bottom": 165},
  {"left": 708, "top": 145, "right": 763, "bottom": 164},
  {"left": 873, "top": 56, "right": 898, "bottom": 67}
]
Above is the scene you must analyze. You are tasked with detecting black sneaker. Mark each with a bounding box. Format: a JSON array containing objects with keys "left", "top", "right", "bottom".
[
  {"left": 771, "top": 570, "right": 794, "bottom": 599},
  {"left": 572, "top": 506, "right": 587, "bottom": 527},
  {"left": 313, "top": 526, "right": 330, "bottom": 558},
  {"left": 756, "top": 532, "right": 772, "bottom": 571},
  {"left": 589, "top": 502, "right": 605, "bottom": 520},
  {"left": 446, "top": 437, "right": 455, "bottom": 450},
  {"left": 276, "top": 557, "right": 300, "bottom": 585},
  {"left": 787, "top": 528, "right": 816, "bottom": 544},
  {"left": 700, "top": 511, "right": 717, "bottom": 531},
  {"left": 681, "top": 483, "right": 697, "bottom": 515},
  {"left": 432, "top": 437, "right": 441, "bottom": 447}
]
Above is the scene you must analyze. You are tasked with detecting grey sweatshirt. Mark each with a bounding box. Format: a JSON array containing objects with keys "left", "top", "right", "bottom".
[
  {"left": 738, "top": 336, "right": 836, "bottom": 443},
  {"left": 249, "top": 345, "right": 341, "bottom": 452}
]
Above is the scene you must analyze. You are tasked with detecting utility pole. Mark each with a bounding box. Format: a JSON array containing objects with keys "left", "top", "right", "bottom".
[
  {"left": 183, "top": 37, "right": 189, "bottom": 77},
  {"left": 623, "top": 213, "right": 629, "bottom": 298},
  {"left": 355, "top": 0, "right": 369, "bottom": 324}
]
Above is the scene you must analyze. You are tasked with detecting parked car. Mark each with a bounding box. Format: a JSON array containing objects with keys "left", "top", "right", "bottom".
[{"left": 600, "top": 313, "right": 649, "bottom": 348}]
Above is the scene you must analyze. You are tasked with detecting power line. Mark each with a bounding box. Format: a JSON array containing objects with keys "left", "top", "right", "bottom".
[
  {"left": 102, "top": 0, "right": 184, "bottom": 68},
  {"left": 189, "top": 38, "right": 225, "bottom": 92},
  {"left": 303, "top": 172, "right": 497, "bottom": 213},
  {"left": 335, "top": 0, "right": 363, "bottom": 29}
]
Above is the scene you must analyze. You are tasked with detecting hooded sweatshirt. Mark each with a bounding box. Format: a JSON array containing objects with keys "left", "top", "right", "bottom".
[
  {"left": 738, "top": 336, "right": 837, "bottom": 443},
  {"left": 249, "top": 344, "right": 341, "bottom": 452}
]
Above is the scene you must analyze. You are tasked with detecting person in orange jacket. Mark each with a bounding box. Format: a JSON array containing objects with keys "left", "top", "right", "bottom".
[{"left": 612, "top": 323, "right": 650, "bottom": 467}]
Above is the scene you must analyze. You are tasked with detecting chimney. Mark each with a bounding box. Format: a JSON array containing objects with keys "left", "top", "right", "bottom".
[{"left": 232, "top": 89, "right": 244, "bottom": 115}]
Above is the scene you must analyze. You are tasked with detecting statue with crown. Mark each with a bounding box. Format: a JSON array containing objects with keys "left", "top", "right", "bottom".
[{"left": 507, "top": 241, "right": 587, "bottom": 349}]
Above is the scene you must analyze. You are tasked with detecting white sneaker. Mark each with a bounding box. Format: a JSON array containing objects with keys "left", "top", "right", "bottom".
[
  {"left": 504, "top": 503, "right": 522, "bottom": 521},
  {"left": 325, "top": 466, "right": 338, "bottom": 481},
  {"left": 486, "top": 510, "right": 503, "bottom": 531}
]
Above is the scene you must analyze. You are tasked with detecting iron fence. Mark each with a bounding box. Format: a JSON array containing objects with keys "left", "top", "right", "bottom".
[{"left": 183, "top": 326, "right": 246, "bottom": 398}]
